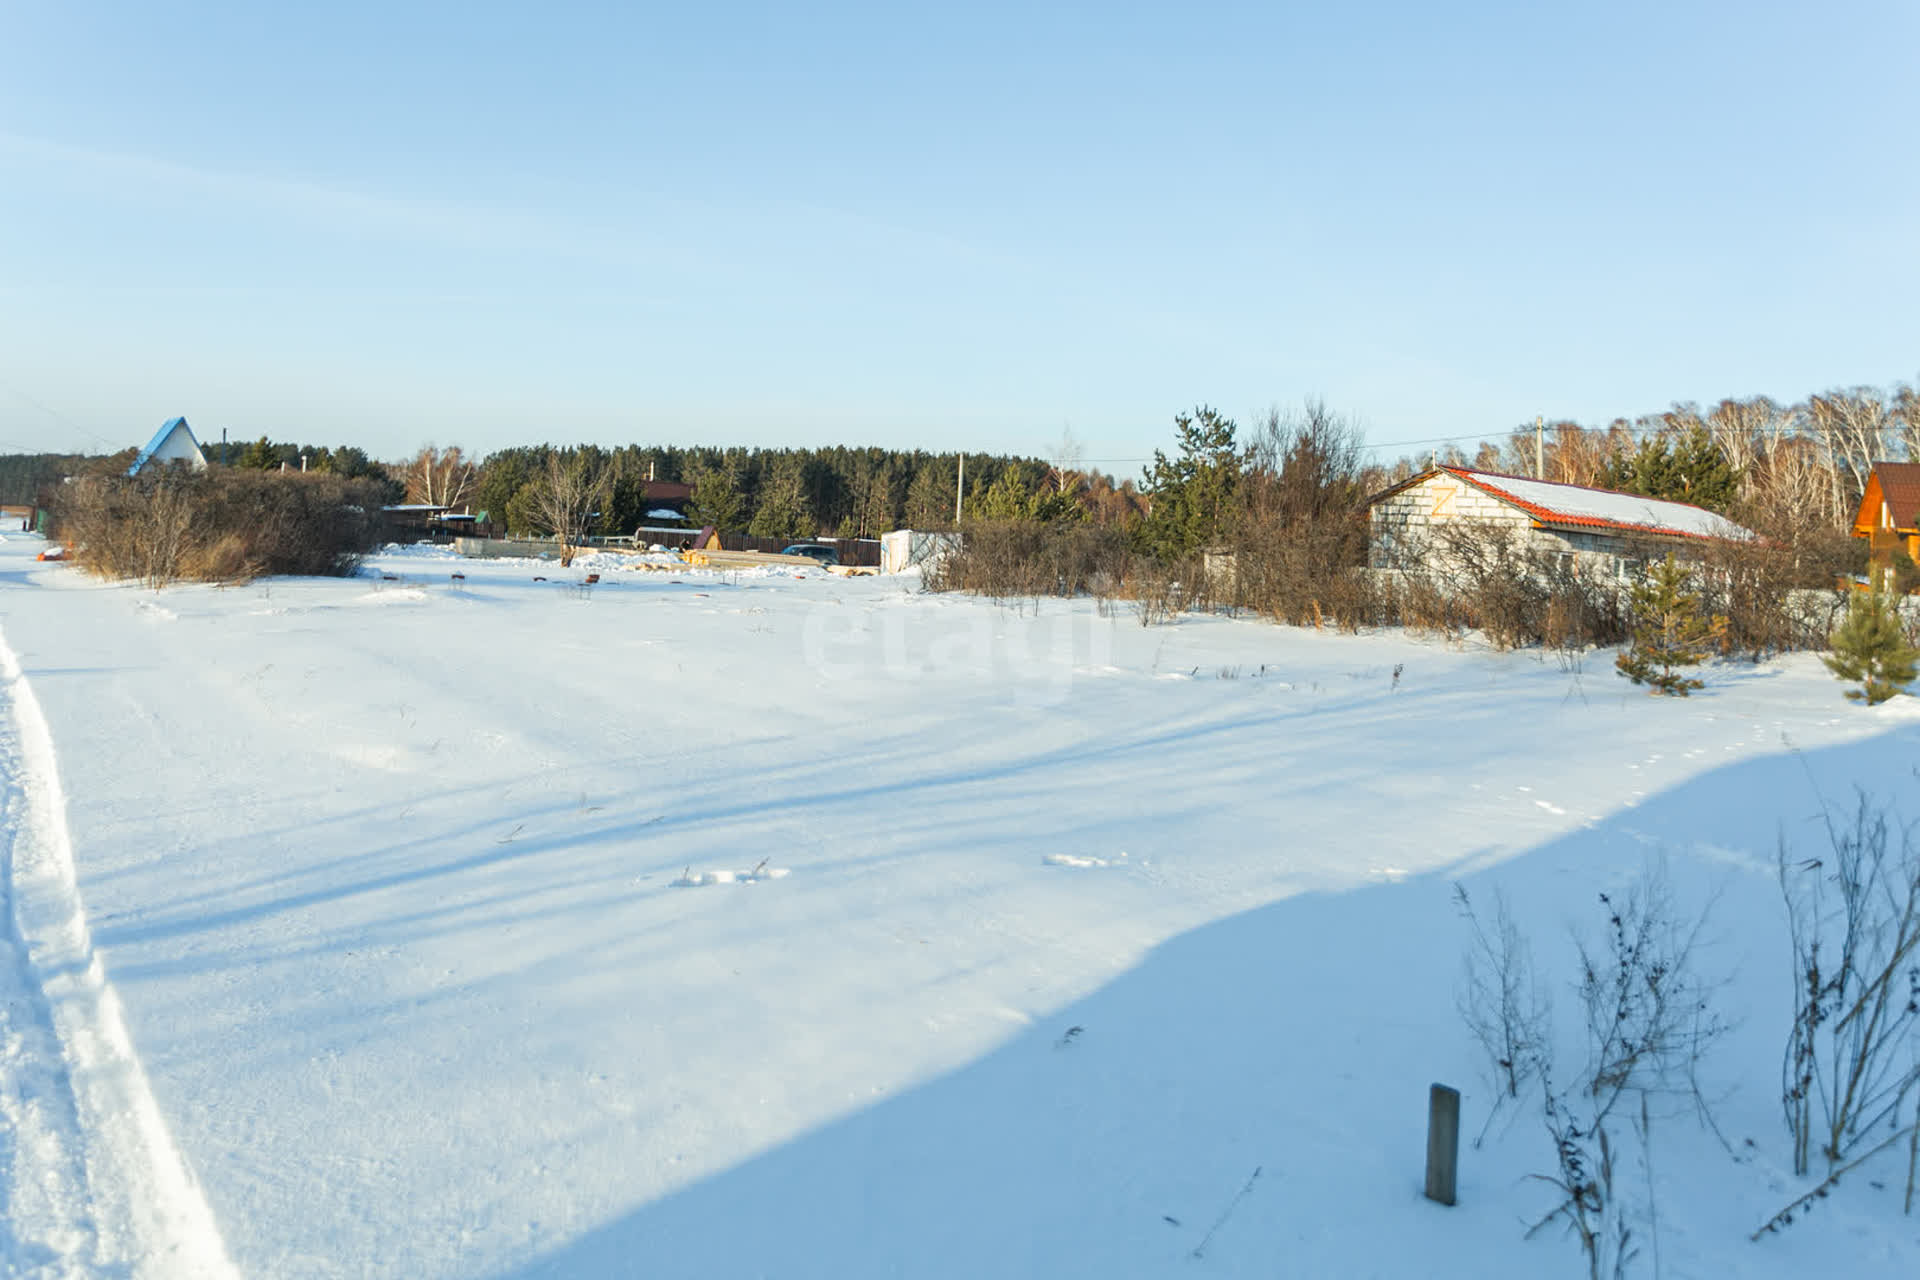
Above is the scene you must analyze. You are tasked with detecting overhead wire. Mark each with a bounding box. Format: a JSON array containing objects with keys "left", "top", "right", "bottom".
[
  {"left": 1054, "top": 419, "right": 1685, "bottom": 469},
  {"left": 0, "top": 376, "right": 119, "bottom": 451}
]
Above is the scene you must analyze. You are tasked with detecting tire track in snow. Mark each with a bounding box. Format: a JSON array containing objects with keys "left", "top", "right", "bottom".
[{"left": 0, "top": 629, "right": 241, "bottom": 1279}]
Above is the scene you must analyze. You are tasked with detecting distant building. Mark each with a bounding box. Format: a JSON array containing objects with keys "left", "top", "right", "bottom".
[
  {"left": 1368, "top": 466, "right": 1751, "bottom": 578},
  {"left": 880, "top": 529, "right": 960, "bottom": 575},
  {"left": 128, "top": 417, "right": 208, "bottom": 476},
  {"left": 634, "top": 480, "right": 693, "bottom": 531},
  {"left": 1850, "top": 461, "right": 1920, "bottom": 587}
]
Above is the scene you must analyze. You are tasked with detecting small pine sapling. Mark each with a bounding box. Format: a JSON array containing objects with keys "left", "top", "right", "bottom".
[
  {"left": 1821, "top": 589, "right": 1919, "bottom": 706},
  {"left": 1615, "top": 554, "right": 1726, "bottom": 697}
]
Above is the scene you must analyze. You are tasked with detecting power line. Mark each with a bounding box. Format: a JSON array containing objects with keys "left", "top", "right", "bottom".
[
  {"left": 1068, "top": 420, "right": 1682, "bottom": 467},
  {"left": 0, "top": 377, "right": 119, "bottom": 451}
]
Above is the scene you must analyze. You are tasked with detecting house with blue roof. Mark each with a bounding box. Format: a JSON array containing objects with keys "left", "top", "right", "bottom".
[{"left": 128, "top": 417, "right": 209, "bottom": 476}]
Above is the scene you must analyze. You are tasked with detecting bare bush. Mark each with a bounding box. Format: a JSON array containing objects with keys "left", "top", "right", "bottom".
[
  {"left": 1389, "top": 569, "right": 1468, "bottom": 640},
  {"left": 1571, "top": 875, "right": 1726, "bottom": 1108},
  {"left": 1535, "top": 1076, "right": 1638, "bottom": 1280},
  {"left": 1232, "top": 401, "right": 1374, "bottom": 628},
  {"left": 923, "top": 520, "right": 1133, "bottom": 602},
  {"left": 1480, "top": 867, "right": 1727, "bottom": 1280},
  {"left": 1694, "top": 505, "right": 1862, "bottom": 658},
  {"left": 52, "top": 468, "right": 385, "bottom": 585},
  {"left": 1129, "top": 558, "right": 1193, "bottom": 627},
  {"left": 1771, "top": 794, "right": 1920, "bottom": 1217},
  {"left": 1455, "top": 885, "right": 1550, "bottom": 1121},
  {"left": 1415, "top": 522, "right": 1632, "bottom": 653}
]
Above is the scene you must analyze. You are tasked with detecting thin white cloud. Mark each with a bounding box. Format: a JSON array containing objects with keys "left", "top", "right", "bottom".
[
  {"left": 0, "top": 130, "right": 1026, "bottom": 283},
  {"left": 0, "top": 129, "right": 702, "bottom": 273}
]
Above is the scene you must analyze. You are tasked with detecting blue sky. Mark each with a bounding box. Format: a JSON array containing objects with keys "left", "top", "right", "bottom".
[{"left": 2, "top": 1, "right": 1915, "bottom": 471}]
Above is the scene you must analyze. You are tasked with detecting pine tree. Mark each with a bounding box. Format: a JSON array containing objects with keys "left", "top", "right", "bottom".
[
  {"left": 1615, "top": 554, "right": 1727, "bottom": 696},
  {"left": 1139, "top": 406, "right": 1241, "bottom": 560},
  {"left": 903, "top": 462, "right": 955, "bottom": 530},
  {"left": 236, "top": 436, "right": 282, "bottom": 470},
  {"left": 1822, "top": 590, "right": 1919, "bottom": 705},
  {"left": 1595, "top": 427, "right": 1739, "bottom": 512},
  {"left": 686, "top": 458, "right": 744, "bottom": 531},
  {"left": 747, "top": 460, "right": 813, "bottom": 541}
]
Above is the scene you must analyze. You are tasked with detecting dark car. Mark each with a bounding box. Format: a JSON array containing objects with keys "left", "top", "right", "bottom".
[{"left": 780, "top": 543, "right": 840, "bottom": 567}]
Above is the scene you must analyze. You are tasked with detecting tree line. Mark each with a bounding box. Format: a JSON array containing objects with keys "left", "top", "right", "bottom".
[
  {"left": 6, "top": 374, "right": 1915, "bottom": 550},
  {"left": 1, "top": 440, "right": 1090, "bottom": 540},
  {"left": 933, "top": 374, "right": 1920, "bottom": 663},
  {"left": 459, "top": 444, "right": 1095, "bottom": 542},
  {"left": 1397, "top": 381, "right": 1920, "bottom": 542}
]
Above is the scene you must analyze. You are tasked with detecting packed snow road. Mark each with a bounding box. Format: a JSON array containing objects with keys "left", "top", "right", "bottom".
[
  {"left": 0, "top": 614, "right": 238, "bottom": 1278},
  {"left": 1, "top": 536, "right": 1917, "bottom": 1278}
]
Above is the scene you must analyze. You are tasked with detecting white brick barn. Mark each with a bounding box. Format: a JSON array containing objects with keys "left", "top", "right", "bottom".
[{"left": 1367, "top": 467, "right": 1752, "bottom": 579}]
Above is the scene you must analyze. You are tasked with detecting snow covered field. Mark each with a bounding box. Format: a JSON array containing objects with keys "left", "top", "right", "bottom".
[{"left": 1, "top": 534, "right": 1917, "bottom": 1278}]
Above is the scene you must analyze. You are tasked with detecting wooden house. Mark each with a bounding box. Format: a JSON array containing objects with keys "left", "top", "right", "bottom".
[{"left": 1850, "top": 462, "right": 1920, "bottom": 586}]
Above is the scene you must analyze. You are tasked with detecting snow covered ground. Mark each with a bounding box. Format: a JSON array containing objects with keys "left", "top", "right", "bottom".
[{"left": 1, "top": 534, "right": 1917, "bottom": 1277}]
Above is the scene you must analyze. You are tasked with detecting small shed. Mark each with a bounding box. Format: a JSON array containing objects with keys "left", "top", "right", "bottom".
[
  {"left": 880, "top": 529, "right": 960, "bottom": 575},
  {"left": 128, "top": 417, "right": 209, "bottom": 476},
  {"left": 1368, "top": 466, "right": 1751, "bottom": 577}
]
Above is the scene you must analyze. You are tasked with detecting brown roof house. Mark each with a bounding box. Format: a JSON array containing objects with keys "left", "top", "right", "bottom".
[
  {"left": 1850, "top": 462, "right": 1920, "bottom": 588},
  {"left": 1368, "top": 466, "right": 1752, "bottom": 579}
]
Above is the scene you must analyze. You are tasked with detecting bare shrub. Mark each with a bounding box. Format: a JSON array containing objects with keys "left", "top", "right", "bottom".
[
  {"left": 1474, "top": 866, "right": 1727, "bottom": 1280},
  {"left": 1129, "top": 558, "right": 1192, "bottom": 627},
  {"left": 52, "top": 468, "right": 385, "bottom": 585},
  {"left": 1534, "top": 1078, "right": 1637, "bottom": 1280},
  {"left": 1314, "top": 565, "right": 1393, "bottom": 632},
  {"left": 1233, "top": 401, "right": 1373, "bottom": 628},
  {"left": 1763, "top": 792, "right": 1920, "bottom": 1234},
  {"left": 1696, "top": 512, "right": 1863, "bottom": 658},
  {"left": 1391, "top": 570, "right": 1467, "bottom": 639},
  {"left": 1539, "top": 555, "right": 1630, "bottom": 657},
  {"left": 55, "top": 469, "right": 206, "bottom": 588},
  {"left": 1416, "top": 522, "right": 1630, "bottom": 653},
  {"left": 184, "top": 532, "right": 256, "bottom": 584},
  {"left": 1455, "top": 885, "right": 1550, "bottom": 1121},
  {"left": 1571, "top": 875, "right": 1726, "bottom": 1108},
  {"left": 923, "top": 520, "right": 1133, "bottom": 601},
  {"left": 203, "top": 469, "right": 385, "bottom": 579}
]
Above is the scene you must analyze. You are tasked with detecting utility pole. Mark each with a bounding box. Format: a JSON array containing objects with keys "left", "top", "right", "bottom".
[
  {"left": 221, "top": 427, "right": 228, "bottom": 466},
  {"left": 1534, "top": 415, "right": 1544, "bottom": 480},
  {"left": 955, "top": 453, "right": 964, "bottom": 525}
]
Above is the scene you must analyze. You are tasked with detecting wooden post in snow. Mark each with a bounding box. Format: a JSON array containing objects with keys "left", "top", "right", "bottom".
[{"left": 1425, "top": 1083, "right": 1460, "bottom": 1206}]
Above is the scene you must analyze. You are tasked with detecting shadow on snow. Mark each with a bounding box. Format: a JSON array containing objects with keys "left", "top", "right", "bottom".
[{"left": 490, "top": 724, "right": 1920, "bottom": 1280}]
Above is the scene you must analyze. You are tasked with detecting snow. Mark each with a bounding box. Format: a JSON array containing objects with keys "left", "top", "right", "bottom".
[
  {"left": 1458, "top": 469, "right": 1753, "bottom": 540},
  {"left": 0, "top": 621, "right": 238, "bottom": 1277},
  {"left": 1, "top": 539, "right": 1917, "bottom": 1277},
  {"left": 645, "top": 509, "right": 683, "bottom": 520}
]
